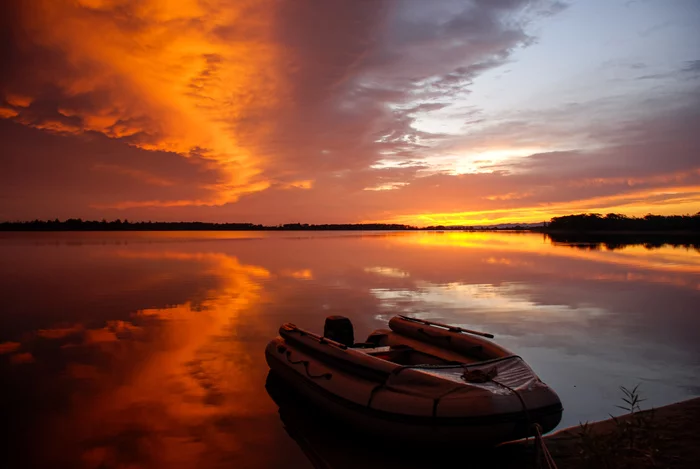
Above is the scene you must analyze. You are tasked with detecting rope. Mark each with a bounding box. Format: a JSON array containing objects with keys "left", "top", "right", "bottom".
[
  {"left": 431, "top": 385, "right": 469, "bottom": 417},
  {"left": 388, "top": 355, "right": 556, "bottom": 468},
  {"left": 285, "top": 351, "right": 332, "bottom": 380},
  {"left": 482, "top": 377, "right": 558, "bottom": 469},
  {"left": 532, "top": 422, "right": 558, "bottom": 469}
]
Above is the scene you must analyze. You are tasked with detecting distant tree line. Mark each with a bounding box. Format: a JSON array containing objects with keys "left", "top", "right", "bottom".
[
  {"left": 0, "top": 219, "right": 417, "bottom": 231},
  {"left": 0, "top": 219, "right": 536, "bottom": 231},
  {"left": 1, "top": 213, "right": 699, "bottom": 232},
  {"left": 545, "top": 213, "right": 700, "bottom": 232}
]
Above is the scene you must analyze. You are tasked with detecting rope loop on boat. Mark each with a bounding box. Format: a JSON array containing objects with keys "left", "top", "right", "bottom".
[
  {"left": 285, "top": 351, "right": 332, "bottom": 380},
  {"left": 490, "top": 378, "right": 558, "bottom": 469}
]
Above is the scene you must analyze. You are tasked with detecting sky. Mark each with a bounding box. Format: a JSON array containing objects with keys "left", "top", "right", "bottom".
[{"left": 1, "top": 0, "right": 699, "bottom": 226}]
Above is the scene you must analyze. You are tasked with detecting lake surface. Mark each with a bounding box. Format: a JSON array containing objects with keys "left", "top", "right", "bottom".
[{"left": 1, "top": 231, "right": 699, "bottom": 468}]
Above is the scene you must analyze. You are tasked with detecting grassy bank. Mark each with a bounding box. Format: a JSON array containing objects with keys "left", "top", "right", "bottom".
[{"left": 497, "top": 396, "right": 700, "bottom": 468}]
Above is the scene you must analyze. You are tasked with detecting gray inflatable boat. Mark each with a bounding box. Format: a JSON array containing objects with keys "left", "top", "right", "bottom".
[{"left": 265, "top": 315, "right": 563, "bottom": 445}]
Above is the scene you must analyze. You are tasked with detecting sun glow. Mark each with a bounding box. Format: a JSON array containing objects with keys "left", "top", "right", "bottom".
[
  {"left": 390, "top": 231, "right": 700, "bottom": 276},
  {"left": 374, "top": 185, "right": 700, "bottom": 227},
  {"left": 451, "top": 147, "right": 547, "bottom": 174}
]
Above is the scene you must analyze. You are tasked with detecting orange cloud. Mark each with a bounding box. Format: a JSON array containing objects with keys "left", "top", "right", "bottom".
[
  {"left": 90, "top": 180, "right": 272, "bottom": 209},
  {"left": 1, "top": 0, "right": 697, "bottom": 223},
  {"left": 0, "top": 342, "right": 21, "bottom": 354},
  {"left": 484, "top": 191, "right": 534, "bottom": 201},
  {"left": 10, "top": 352, "right": 35, "bottom": 365},
  {"left": 5, "top": 94, "right": 33, "bottom": 107},
  {"left": 0, "top": 107, "right": 19, "bottom": 119},
  {"left": 3, "top": 0, "right": 288, "bottom": 206},
  {"left": 283, "top": 180, "right": 314, "bottom": 190},
  {"left": 92, "top": 163, "right": 176, "bottom": 187},
  {"left": 37, "top": 325, "right": 85, "bottom": 339},
  {"left": 26, "top": 118, "right": 83, "bottom": 135},
  {"left": 281, "top": 268, "right": 313, "bottom": 279}
]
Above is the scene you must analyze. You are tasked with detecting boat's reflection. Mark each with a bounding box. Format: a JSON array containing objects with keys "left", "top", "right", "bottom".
[{"left": 265, "top": 372, "right": 535, "bottom": 469}]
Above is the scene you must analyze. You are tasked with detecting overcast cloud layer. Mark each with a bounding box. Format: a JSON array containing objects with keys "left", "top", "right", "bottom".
[{"left": 1, "top": 0, "right": 699, "bottom": 224}]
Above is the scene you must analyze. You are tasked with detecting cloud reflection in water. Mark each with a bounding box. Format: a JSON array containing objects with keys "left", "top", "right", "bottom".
[{"left": 0, "top": 231, "right": 698, "bottom": 468}]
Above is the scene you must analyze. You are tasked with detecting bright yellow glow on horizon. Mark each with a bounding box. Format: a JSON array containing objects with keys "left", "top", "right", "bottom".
[
  {"left": 1, "top": 2, "right": 698, "bottom": 220},
  {"left": 372, "top": 185, "right": 700, "bottom": 226},
  {"left": 390, "top": 231, "right": 700, "bottom": 275}
]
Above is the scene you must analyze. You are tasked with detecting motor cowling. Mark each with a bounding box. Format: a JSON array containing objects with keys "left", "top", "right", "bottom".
[{"left": 323, "top": 315, "right": 354, "bottom": 346}]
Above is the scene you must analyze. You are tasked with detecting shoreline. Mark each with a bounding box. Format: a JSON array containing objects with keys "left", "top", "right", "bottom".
[
  {"left": 497, "top": 396, "right": 700, "bottom": 468},
  {"left": 0, "top": 227, "right": 697, "bottom": 233},
  {"left": 268, "top": 369, "right": 700, "bottom": 469},
  {"left": 540, "top": 229, "right": 699, "bottom": 235}
]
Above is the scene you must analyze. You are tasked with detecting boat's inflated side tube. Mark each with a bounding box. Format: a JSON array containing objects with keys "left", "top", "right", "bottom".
[
  {"left": 266, "top": 321, "right": 564, "bottom": 443},
  {"left": 266, "top": 338, "right": 535, "bottom": 444},
  {"left": 266, "top": 333, "right": 454, "bottom": 418},
  {"left": 389, "top": 316, "right": 511, "bottom": 360}
]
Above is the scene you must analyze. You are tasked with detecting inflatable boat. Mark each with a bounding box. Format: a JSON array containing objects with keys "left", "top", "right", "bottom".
[{"left": 265, "top": 315, "right": 563, "bottom": 445}]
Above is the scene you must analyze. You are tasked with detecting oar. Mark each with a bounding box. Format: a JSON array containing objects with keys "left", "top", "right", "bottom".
[{"left": 398, "top": 315, "right": 494, "bottom": 339}]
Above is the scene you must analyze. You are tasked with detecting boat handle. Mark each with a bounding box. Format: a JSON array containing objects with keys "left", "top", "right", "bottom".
[
  {"left": 400, "top": 315, "right": 494, "bottom": 339},
  {"left": 285, "top": 351, "right": 332, "bottom": 380}
]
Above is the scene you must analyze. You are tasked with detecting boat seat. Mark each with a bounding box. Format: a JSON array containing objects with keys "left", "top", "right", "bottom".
[
  {"left": 367, "top": 346, "right": 455, "bottom": 366},
  {"left": 350, "top": 342, "right": 377, "bottom": 349}
]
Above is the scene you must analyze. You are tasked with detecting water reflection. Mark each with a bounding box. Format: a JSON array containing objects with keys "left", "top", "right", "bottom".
[
  {"left": 546, "top": 231, "right": 700, "bottom": 252},
  {"left": 0, "top": 245, "right": 308, "bottom": 468},
  {"left": 1, "top": 231, "right": 698, "bottom": 468},
  {"left": 264, "top": 371, "right": 533, "bottom": 469}
]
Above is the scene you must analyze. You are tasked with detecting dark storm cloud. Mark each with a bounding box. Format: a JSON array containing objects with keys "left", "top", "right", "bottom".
[
  {"left": 0, "top": 120, "right": 224, "bottom": 219},
  {"left": 3, "top": 0, "right": 697, "bottom": 224},
  {"left": 249, "top": 0, "right": 557, "bottom": 184}
]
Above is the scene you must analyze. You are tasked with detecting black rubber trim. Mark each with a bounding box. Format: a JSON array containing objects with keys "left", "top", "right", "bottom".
[
  {"left": 281, "top": 333, "right": 524, "bottom": 383},
  {"left": 268, "top": 353, "right": 563, "bottom": 428},
  {"left": 280, "top": 333, "right": 390, "bottom": 383}
]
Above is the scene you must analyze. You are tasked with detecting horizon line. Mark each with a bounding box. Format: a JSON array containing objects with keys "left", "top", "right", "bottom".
[{"left": 1, "top": 212, "right": 699, "bottom": 230}]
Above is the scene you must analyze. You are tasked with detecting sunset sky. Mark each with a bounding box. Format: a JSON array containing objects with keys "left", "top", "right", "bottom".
[{"left": 1, "top": 0, "right": 699, "bottom": 226}]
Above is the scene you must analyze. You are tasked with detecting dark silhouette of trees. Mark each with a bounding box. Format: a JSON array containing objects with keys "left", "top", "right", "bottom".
[
  {"left": 546, "top": 212, "right": 700, "bottom": 232},
  {"left": 0, "top": 219, "right": 417, "bottom": 231},
  {"left": 544, "top": 212, "right": 700, "bottom": 251},
  {"left": 2, "top": 212, "right": 698, "bottom": 233},
  {"left": 546, "top": 232, "right": 700, "bottom": 251}
]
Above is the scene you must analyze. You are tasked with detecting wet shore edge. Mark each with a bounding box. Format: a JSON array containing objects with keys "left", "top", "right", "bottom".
[{"left": 498, "top": 396, "right": 700, "bottom": 468}]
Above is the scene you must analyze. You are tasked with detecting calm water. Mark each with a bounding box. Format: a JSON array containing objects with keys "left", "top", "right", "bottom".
[{"left": 1, "top": 231, "right": 699, "bottom": 468}]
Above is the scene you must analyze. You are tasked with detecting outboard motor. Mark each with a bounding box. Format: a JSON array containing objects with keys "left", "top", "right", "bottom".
[{"left": 323, "top": 315, "right": 354, "bottom": 347}]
